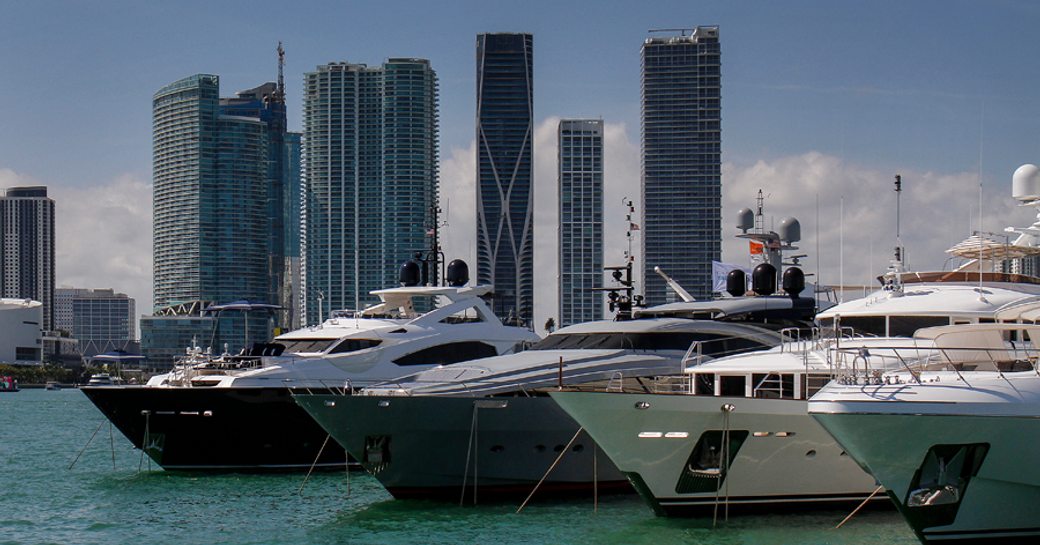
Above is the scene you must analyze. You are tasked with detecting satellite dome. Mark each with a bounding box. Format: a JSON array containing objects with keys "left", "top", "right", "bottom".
[
  {"left": 778, "top": 217, "right": 801, "bottom": 243},
  {"left": 1013, "top": 164, "right": 1040, "bottom": 202},
  {"left": 737, "top": 208, "right": 754, "bottom": 232}
]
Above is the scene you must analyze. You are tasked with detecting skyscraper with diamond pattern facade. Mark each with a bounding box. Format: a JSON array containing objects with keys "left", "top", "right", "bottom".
[{"left": 476, "top": 33, "right": 534, "bottom": 326}]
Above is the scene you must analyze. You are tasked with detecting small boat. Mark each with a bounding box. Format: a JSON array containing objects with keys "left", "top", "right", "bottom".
[
  {"left": 45, "top": 381, "right": 62, "bottom": 390},
  {"left": 0, "top": 376, "right": 19, "bottom": 392},
  {"left": 86, "top": 373, "right": 124, "bottom": 386}
]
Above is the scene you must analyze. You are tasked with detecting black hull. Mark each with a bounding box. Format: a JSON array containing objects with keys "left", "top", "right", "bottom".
[{"left": 81, "top": 386, "right": 349, "bottom": 472}]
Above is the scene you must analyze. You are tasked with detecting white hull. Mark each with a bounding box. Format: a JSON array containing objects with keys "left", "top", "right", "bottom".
[{"left": 550, "top": 391, "right": 882, "bottom": 515}]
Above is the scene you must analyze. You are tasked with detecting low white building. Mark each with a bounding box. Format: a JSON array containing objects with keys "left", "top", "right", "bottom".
[{"left": 0, "top": 299, "right": 43, "bottom": 364}]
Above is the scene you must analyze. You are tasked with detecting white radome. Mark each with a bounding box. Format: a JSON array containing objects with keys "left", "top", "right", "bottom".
[{"left": 1012, "top": 163, "right": 1040, "bottom": 201}]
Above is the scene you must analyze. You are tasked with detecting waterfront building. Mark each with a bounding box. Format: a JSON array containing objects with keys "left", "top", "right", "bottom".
[
  {"left": 558, "top": 119, "right": 604, "bottom": 327},
  {"left": 0, "top": 298, "right": 43, "bottom": 363},
  {"left": 0, "top": 186, "right": 55, "bottom": 331},
  {"left": 302, "top": 59, "right": 438, "bottom": 324},
  {"left": 149, "top": 67, "right": 296, "bottom": 364},
  {"left": 641, "top": 26, "right": 721, "bottom": 305},
  {"left": 476, "top": 33, "right": 534, "bottom": 326},
  {"left": 55, "top": 288, "right": 137, "bottom": 359},
  {"left": 140, "top": 312, "right": 215, "bottom": 370}
]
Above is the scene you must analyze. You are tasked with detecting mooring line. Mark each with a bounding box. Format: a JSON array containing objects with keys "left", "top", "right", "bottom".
[
  {"left": 298, "top": 434, "right": 332, "bottom": 495},
  {"left": 517, "top": 426, "right": 584, "bottom": 514},
  {"left": 69, "top": 421, "right": 106, "bottom": 470}
]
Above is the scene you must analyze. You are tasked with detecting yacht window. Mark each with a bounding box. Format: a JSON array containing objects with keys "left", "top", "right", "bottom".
[
  {"left": 888, "top": 316, "right": 950, "bottom": 337},
  {"left": 278, "top": 339, "right": 337, "bottom": 353},
  {"left": 531, "top": 332, "right": 729, "bottom": 351},
  {"left": 838, "top": 316, "right": 886, "bottom": 337},
  {"left": 693, "top": 373, "right": 715, "bottom": 396},
  {"left": 329, "top": 339, "right": 382, "bottom": 354},
  {"left": 719, "top": 375, "right": 746, "bottom": 397},
  {"left": 439, "top": 308, "right": 485, "bottom": 324},
  {"left": 393, "top": 341, "right": 499, "bottom": 366}
]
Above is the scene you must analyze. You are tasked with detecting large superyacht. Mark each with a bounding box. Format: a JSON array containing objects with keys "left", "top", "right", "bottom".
[
  {"left": 550, "top": 172, "right": 1040, "bottom": 516},
  {"left": 82, "top": 260, "right": 539, "bottom": 471}
]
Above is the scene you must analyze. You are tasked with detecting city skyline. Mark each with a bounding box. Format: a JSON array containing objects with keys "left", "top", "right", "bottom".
[{"left": 2, "top": 1, "right": 1039, "bottom": 332}]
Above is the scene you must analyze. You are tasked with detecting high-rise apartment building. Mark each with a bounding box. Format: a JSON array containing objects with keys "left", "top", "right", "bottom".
[
  {"left": 55, "top": 288, "right": 137, "bottom": 359},
  {"left": 0, "top": 186, "right": 55, "bottom": 331},
  {"left": 558, "top": 119, "right": 604, "bottom": 327},
  {"left": 148, "top": 67, "right": 298, "bottom": 365},
  {"left": 476, "top": 33, "right": 534, "bottom": 326},
  {"left": 641, "top": 26, "right": 721, "bottom": 305},
  {"left": 302, "top": 59, "right": 438, "bottom": 324}
]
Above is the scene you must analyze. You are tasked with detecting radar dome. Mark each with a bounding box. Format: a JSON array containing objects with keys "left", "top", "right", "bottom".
[
  {"left": 737, "top": 208, "right": 754, "bottom": 232},
  {"left": 779, "top": 217, "right": 801, "bottom": 243},
  {"left": 1013, "top": 164, "right": 1040, "bottom": 202}
]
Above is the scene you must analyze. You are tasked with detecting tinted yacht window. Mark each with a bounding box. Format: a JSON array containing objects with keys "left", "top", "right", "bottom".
[
  {"left": 531, "top": 332, "right": 764, "bottom": 353},
  {"left": 888, "top": 316, "right": 950, "bottom": 337},
  {"left": 329, "top": 339, "right": 382, "bottom": 354},
  {"left": 279, "top": 339, "right": 338, "bottom": 353},
  {"left": 393, "top": 341, "right": 499, "bottom": 366}
]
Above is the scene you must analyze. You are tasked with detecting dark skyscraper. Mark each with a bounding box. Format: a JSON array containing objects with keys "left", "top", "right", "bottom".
[
  {"left": 476, "top": 33, "right": 534, "bottom": 325},
  {"left": 0, "top": 186, "right": 55, "bottom": 331},
  {"left": 641, "top": 26, "right": 721, "bottom": 304}
]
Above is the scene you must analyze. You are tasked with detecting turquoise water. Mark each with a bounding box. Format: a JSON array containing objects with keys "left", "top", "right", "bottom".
[{"left": 1, "top": 389, "right": 919, "bottom": 545}]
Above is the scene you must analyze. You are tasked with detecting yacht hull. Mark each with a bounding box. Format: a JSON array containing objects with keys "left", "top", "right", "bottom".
[
  {"left": 81, "top": 386, "right": 349, "bottom": 471},
  {"left": 549, "top": 391, "right": 885, "bottom": 516},
  {"left": 813, "top": 412, "right": 1040, "bottom": 545},
  {"left": 293, "top": 393, "right": 631, "bottom": 500}
]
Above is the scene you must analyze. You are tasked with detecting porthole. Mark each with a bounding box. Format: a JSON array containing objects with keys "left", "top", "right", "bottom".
[
  {"left": 572, "top": 444, "right": 584, "bottom": 453},
  {"left": 553, "top": 444, "right": 565, "bottom": 453},
  {"left": 806, "top": 450, "right": 816, "bottom": 458},
  {"left": 490, "top": 445, "right": 504, "bottom": 453},
  {"left": 534, "top": 444, "right": 546, "bottom": 453}
]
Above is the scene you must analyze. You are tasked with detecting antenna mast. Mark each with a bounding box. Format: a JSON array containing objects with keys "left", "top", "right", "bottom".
[
  {"left": 275, "top": 41, "right": 286, "bottom": 103},
  {"left": 894, "top": 175, "right": 903, "bottom": 264}
]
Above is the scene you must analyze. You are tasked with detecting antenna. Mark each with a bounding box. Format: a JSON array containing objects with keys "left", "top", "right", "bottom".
[
  {"left": 894, "top": 175, "right": 903, "bottom": 263},
  {"left": 275, "top": 41, "right": 286, "bottom": 103},
  {"left": 648, "top": 28, "right": 696, "bottom": 36}
]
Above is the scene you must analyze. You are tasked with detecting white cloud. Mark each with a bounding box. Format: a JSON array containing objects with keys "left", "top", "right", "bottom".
[{"left": 50, "top": 175, "right": 153, "bottom": 318}]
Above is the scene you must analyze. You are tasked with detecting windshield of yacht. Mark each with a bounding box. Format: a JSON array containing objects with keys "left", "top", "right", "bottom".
[
  {"left": 277, "top": 339, "right": 339, "bottom": 353},
  {"left": 530, "top": 332, "right": 771, "bottom": 353}
]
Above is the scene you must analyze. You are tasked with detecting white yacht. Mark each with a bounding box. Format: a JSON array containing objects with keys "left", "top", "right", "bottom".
[
  {"left": 549, "top": 171, "right": 1040, "bottom": 516},
  {"left": 809, "top": 322, "right": 1040, "bottom": 545},
  {"left": 81, "top": 270, "right": 540, "bottom": 472}
]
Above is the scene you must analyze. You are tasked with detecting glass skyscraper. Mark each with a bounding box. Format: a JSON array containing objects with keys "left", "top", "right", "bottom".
[
  {"left": 149, "top": 70, "right": 297, "bottom": 364},
  {"left": 641, "top": 26, "right": 722, "bottom": 305},
  {"left": 0, "top": 186, "right": 55, "bottom": 331},
  {"left": 476, "top": 33, "right": 534, "bottom": 326},
  {"left": 302, "top": 59, "right": 438, "bottom": 324},
  {"left": 558, "top": 119, "right": 604, "bottom": 327}
]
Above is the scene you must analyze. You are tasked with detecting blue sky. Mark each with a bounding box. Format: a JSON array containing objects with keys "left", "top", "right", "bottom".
[{"left": 1, "top": 0, "right": 1039, "bottom": 324}]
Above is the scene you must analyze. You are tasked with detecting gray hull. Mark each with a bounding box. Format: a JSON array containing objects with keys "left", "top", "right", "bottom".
[{"left": 294, "top": 393, "right": 630, "bottom": 500}]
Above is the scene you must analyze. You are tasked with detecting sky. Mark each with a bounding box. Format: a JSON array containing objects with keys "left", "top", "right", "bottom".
[{"left": 1, "top": 0, "right": 1039, "bottom": 333}]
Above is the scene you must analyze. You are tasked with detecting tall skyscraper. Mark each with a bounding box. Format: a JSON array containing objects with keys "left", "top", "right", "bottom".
[
  {"left": 558, "top": 119, "right": 604, "bottom": 327},
  {"left": 152, "top": 73, "right": 269, "bottom": 309},
  {"left": 641, "top": 26, "right": 721, "bottom": 305},
  {"left": 0, "top": 186, "right": 55, "bottom": 331},
  {"left": 476, "top": 33, "right": 534, "bottom": 326},
  {"left": 147, "top": 64, "right": 297, "bottom": 365},
  {"left": 302, "top": 59, "right": 438, "bottom": 324}
]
